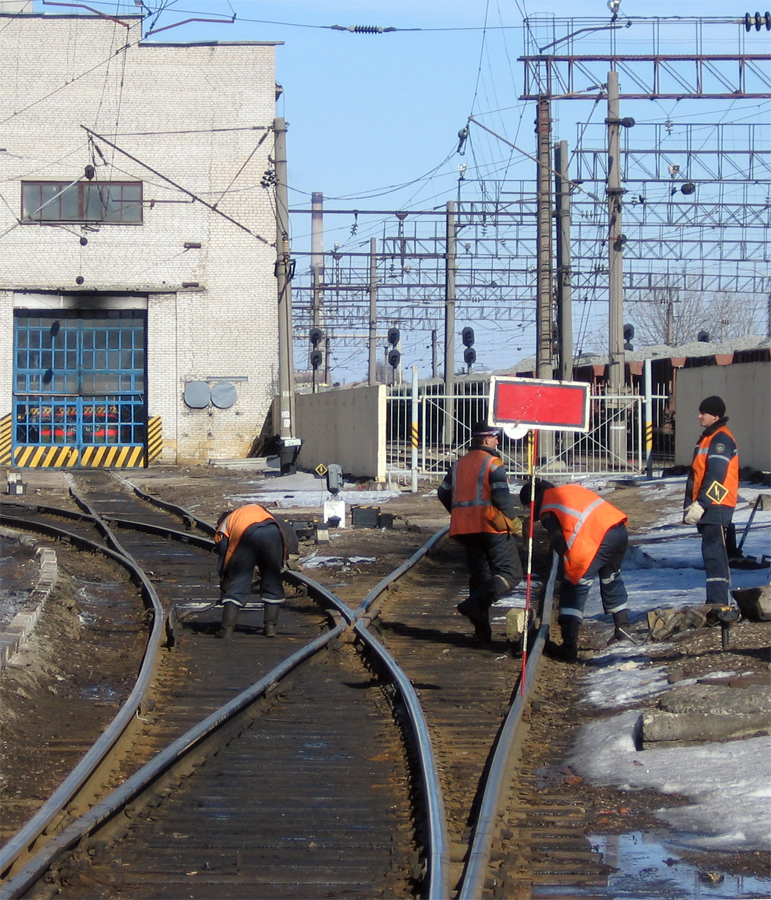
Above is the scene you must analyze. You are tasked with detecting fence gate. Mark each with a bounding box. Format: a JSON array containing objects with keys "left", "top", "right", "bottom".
[{"left": 387, "top": 384, "right": 670, "bottom": 485}]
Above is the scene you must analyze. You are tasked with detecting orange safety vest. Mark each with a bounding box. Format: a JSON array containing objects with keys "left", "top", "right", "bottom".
[
  {"left": 449, "top": 449, "right": 506, "bottom": 536},
  {"left": 688, "top": 425, "right": 738, "bottom": 508},
  {"left": 215, "top": 505, "right": 280, "bottom": 569},
  {"left": 540, "top": 485, "right": 627, "bottom": 584}
]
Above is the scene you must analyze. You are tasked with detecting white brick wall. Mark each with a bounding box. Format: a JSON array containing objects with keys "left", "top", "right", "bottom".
[{"left": 0, "top": 15, "right": 280, "bottom": 462}]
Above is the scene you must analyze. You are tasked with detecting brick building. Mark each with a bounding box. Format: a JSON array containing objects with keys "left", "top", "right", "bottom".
[{"left": 0, "top": 9, "right": 281, "bottom": 466}]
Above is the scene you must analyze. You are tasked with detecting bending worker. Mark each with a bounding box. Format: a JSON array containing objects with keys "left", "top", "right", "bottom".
[
  {"left": 438, "top": 420, "right": 523, "bottom": 642},
  {"left": 683, "top": 395, "right": 739, "bottom": 605},
  {"left": 520, "top": 479, "right": 632, "bottom": 662},
  {"left": 214, "top": 504, "right": 286, "bottom": 639}
]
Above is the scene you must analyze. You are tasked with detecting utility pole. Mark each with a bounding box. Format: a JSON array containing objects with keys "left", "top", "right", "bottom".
[
  {"left": 766, "top": 292, "right": 770, "bottom": 340},
  {"left": 606, "top": 71, "right": 626, "bottom": 465},
  {"left": 273, "top": 117, "right": 296, "bottom": 446},
  {"left": 554, "top": 139, "right": 573, "bottom": 382},
  {"left": 536, "top": 96, "right": 554, "bottom": 382},
  {"left": 443, "top": 201, "right": 456, "bottom": 445},
  {"left": 368, "top": 237, "right": 378, "bottom": 384},
  {"left": 311, "top": 192, "right": 325, "bottom": 382}
]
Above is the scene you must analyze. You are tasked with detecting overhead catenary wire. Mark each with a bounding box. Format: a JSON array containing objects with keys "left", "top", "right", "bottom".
[{"left": 79, "top": 126, "right": 272, "bottom": 245}]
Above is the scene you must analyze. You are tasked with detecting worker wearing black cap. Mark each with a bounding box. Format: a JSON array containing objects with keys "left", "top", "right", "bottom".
[
  {"left": 684, "top": 395, "right": 739, "bottom": 605},
  {"left": 438, "top": 420, "right": 523, "bottom": 642}
]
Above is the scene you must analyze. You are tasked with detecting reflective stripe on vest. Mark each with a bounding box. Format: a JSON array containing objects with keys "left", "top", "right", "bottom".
[
  {"left": 541, "top": 496, "right": 605, "bottom": 551},
  {"left": 449, "top": 451, "right": 500, "bottom": 536},
  {"left": 540, "top": 485, "right": 626, "bottom": 584}
]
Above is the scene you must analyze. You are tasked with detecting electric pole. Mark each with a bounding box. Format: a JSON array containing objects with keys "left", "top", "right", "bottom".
[
  {"left": 369, "top": 237, "right": 378, "bottom": 384},
  {"left": 444, "top": 200, "right": 456, "bottom": 444},
  {"left": 536, "top": 96, "right": 554, "bottom": 382},
  {"left": 274, "top": 117, "right": 296, "bottom": 443},
  {"left": 311, "top": 191, "right": 325, "bottom": 382},
  {"left": 607, "top": 71, "right": 627, "bottom": 464},
  {"left": 554, "top": 139, "right": 573, "bottom": 382}
]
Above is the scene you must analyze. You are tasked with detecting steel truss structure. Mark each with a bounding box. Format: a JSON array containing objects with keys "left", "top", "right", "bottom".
[{"left": 289, "top": 16, "right": 770, "bottom": 368}]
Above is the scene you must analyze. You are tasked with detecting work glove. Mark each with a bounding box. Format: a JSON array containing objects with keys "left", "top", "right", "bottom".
[
  {"left": 492, "top": 511, "right": 523, "bottom": 537},
  {"left": 683, "top": 501, "right": 705, "bottom": 526}
]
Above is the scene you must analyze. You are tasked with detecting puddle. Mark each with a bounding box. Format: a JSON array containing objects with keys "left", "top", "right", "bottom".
[
  {"left": 587, "top": 831, "right": 771, "bottom": 899},
  {"left": 79, "top": 684, "right": 122, "bottom": 703}
]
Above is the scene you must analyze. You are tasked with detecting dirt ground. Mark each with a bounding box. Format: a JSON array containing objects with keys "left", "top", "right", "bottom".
[
  {"left": 0, "top": 544, "right": 146, "bottom": 842},
  {"left": 1, "top": 466, "right": 769, "bottom": 882}
]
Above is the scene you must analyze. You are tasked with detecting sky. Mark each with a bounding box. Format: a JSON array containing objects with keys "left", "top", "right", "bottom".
[{"left": 86, "top": 1, "right": 771, "bottom": 380}]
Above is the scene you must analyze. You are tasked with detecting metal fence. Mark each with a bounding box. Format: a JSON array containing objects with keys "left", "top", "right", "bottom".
[{"left": 386, "top": 381, "right": 673, "bottom": 486}]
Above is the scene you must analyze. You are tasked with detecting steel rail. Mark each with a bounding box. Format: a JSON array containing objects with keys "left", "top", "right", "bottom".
[
  {"left": 457, "top": 550, "right": 560, "bottom": 900},
  {"left": 350, "top": 524, "right": 452, "bottom": 899},
  {"left": 125, "top": 472, "right": 453, "bottom": 899},
  {"left": 0, "top": 515, "right": 165, "bottom": 882},
  {"left": 0, "top": 622, "right": 348, "bottom": 900},
  {"left": 1, "top": 491, "right": 454, "bottom": 900},
  {"left": 0, "top": 501, "right": 213, "bottom": 552},
  {"left": 0, "top": 475, "right": 213, "bottom": 882},
  {"left": 354, "top": 624, "right": 450, "bottom": 898},
  {"left": 112, "top": 471, "right": 215, "bottom": 536},
  {"left": 126, "top": 469, "right": 454, "bottom": 898}
]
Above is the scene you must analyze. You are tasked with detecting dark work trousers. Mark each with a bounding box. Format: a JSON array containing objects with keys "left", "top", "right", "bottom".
[
  {"left": 456, "top": 532, "right": 523, "bottom": 608},
  {"left": 220, "top": 522, "right": 285, "bottom": 607},
  {"left": 559, "top": 523, "right": 629, "bottom": 623},
  {"left": 698, "top": 522, "right": 731, "bottom": 605}
]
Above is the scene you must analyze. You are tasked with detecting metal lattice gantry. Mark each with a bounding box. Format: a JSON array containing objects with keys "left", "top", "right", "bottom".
[
  {"left": 288, "top": 15, "right": 770, "bottom": 381},
  {"left": 520, "top": 15, "right": 771, "bottom": 100}
]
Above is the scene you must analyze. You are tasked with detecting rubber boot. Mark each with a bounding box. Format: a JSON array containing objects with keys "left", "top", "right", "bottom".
[
  {"left": 215, "top": 601, "right": 239, "bottom": 639},
  {"left": 609, "top": 610, "right": 638, "bottom": 645},
  {"left": 264, "top": 602, "right": 280, "bottom": 637},
  {"left": 546, "top": 618, "right": 579, "bottom": 662},
  {"left": 457, "top": 590, "right": 493, "bottom": 643}
]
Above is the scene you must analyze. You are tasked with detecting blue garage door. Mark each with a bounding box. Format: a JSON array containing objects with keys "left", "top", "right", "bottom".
[{"left": 13, "top": 310, "right": 146, "bottom": 463}]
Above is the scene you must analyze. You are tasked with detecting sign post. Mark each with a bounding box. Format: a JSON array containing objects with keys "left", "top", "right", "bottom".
[{"left": 489, "top": 377, "right": 590, "bottom": 693}]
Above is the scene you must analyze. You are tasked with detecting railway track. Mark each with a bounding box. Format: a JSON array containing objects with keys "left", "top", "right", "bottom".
[{"left": 0, "top": 470, "right": 600, "bottom": 900}]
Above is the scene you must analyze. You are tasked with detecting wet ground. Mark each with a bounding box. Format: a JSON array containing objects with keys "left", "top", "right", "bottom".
[{"left": 1, "top": 463, "right": 769, "bottom": 895}]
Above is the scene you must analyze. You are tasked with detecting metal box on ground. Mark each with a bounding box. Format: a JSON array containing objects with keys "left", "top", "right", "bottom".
[{"left": 351, "top": 505, "right": 380, "bottom": 528}]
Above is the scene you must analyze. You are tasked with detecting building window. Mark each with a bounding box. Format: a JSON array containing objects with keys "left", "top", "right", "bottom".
[{"left": 21, "top": 181, "right": 143, "bottom": 224}]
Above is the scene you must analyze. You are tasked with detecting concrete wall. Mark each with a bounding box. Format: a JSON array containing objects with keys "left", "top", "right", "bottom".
[
  {"left": 675, "top": 362, "right": 771, "bottom": 472},
  {"left": 295, "top": 386, "right": 387, "bottom": 481},
  {"left": 0, "top": 15, "right": 279, "bottom": 463}
]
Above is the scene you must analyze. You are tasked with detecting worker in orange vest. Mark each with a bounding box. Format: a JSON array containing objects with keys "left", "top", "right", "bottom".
[
  {"left": 214, "top": 505, "right": 287, "bottom": 638},
  {"left": 438, "top": 420, "right": 523, "bottom": 642},
  {"left": 520, "top": 479, "right": 632, "bottom": 662},
  {"left": 683, "top": 395, "right": 739, "bottom": 605}
]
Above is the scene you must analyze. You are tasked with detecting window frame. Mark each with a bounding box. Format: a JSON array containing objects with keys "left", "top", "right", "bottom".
[{"left": 21, "top": 180, "right": 144, "bottom": 224}]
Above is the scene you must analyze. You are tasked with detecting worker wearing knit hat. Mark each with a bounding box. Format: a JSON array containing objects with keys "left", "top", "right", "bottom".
[
  {"left": 698, "top": 395, "right": 726, "bottom": 419},
  {"left": 684, "top": 395, "right": 739, "bottom": 605}
]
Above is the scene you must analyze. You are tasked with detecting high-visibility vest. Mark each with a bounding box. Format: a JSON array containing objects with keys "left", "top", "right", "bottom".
[
  {"left": 449, "top": 449, "right": 505, "bottom": 536},
  {"left": 540, "top": 485, "right": 627, "bottom": 584},
  {"left": 216, "top": 505, "right": 279, "bottom": 569},
  {"left": 688, "top": 425, "right": 738, "bottom": 508}
]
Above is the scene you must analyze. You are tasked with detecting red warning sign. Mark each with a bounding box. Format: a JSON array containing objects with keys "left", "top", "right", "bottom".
[{"left": 490, "top": 377, "right": 590, "bottom": 432}]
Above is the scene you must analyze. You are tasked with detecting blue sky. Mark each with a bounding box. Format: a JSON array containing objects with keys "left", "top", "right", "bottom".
[{"left": 98, "top": 1, "right": 770, "bottom": 380}]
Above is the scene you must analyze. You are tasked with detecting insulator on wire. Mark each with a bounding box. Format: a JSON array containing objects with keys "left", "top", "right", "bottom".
[
  {"left": 331, "top": 24, "right": 396, "bottom": 34},
  {"left": 744, "top": 11, "right": 771, "bottom": 29}
]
